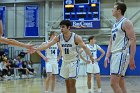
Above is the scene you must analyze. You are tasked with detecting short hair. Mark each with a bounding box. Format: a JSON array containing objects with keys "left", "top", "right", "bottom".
[
  {"left": 88, "top": 36, "right": 95, "bottom": 42},
  {"left": 50, "top": 31, "right": 56, "bottom": 37},
  {"left": 59, "top": 20, "right": 72, "bottom": 28},
  {"left": 114, "top": 1, "right": 127, "bottom": 15},
  {"left": 48, "top": 31, "right": 56, "bottom": 40}
]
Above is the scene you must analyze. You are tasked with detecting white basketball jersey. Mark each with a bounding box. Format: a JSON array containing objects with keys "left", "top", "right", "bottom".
[
  {"left": 59, "top": 32, "right": 79, "bottom": 63},
  {"left": 111, "top": 17, "right": 129, "bottom": 53},
  {"left": 46, "top": 41, "right": 58, "bottom": 59},
  {"left": 86, "top": 44, "right": 101, "bottom": 60}
]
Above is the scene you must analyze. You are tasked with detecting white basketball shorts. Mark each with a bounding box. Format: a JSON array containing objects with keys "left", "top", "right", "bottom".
[
  {"left": 86, "top": 62, "right": 100, "bottom": 74},
  {"left": 110, "top": 52, "right": 129, "bottom": 76},
  {"left": 60, "top": 60, "right": 79, "bottom": 79}
]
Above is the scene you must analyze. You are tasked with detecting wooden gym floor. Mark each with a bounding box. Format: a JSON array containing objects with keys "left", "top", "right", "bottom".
[{"left": 0, "top": 76, "right": 140, "bottom": 93}]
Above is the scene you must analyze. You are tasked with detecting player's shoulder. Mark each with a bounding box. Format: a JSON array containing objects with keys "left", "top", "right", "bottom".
[
  {"left": 123, "top": 19, "right": 133, "bottom": 26},
  {"left": 74, "top": 33, "right": 81, "bottom": 40},
  {"left": 122, "top": 19, "right": 133, "bottom": 29}
]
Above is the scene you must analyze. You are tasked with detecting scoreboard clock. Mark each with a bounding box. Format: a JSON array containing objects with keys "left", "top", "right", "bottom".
[{"left": 64, "top": 0, "right": 100, "bottom": 29}]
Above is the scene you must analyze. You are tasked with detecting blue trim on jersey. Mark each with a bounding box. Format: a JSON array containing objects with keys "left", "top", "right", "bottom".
[
  {"left": 115, "top": 17, "right": 125, "bottom": 27},
  {"left": 63, "top": 32, "right": 72, "bottom": 42},
  {"left": 122, "top": 32, "right": 129, "bottom": 50},
  {"left": 121, "top": 54, "right": 127, "bottom": 73},
  {"left": 76, "top": 60, "right": 80, "bottom": 77},
  {"left": 120, "top": 18, "right": 127, "bottom": 32},
  {"left": 118, "top": 53, "right": 123, "bottom": 74},
  {"left": 59, "top": 75, "right": 68, "bottom": 79},
  {"left": 58, "top": 34, "right": 60, "bottom": 42},
  {"left": 121, "top": 22, "right": 125, "bottom": 32}
]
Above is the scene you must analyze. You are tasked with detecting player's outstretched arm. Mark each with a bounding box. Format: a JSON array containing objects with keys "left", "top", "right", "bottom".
[
  {"left": 36, "top": 36, "right": 59, "bottom": 51},
  {"left": 0, "top": 37, "right": 33, "bottom": 49},
  {"left": 0, "top": 20, "right": 33, "bottom": 49},
  {"left": 36, "top": 42, "right": 48, "bottom": 62}
]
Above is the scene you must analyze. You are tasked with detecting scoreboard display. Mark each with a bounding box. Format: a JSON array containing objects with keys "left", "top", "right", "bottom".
[{"left": 64, "top": 0, "right": 100, "bottom": 29}]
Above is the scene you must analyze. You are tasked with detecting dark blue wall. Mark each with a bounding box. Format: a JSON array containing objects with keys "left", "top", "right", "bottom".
[
  {"left": 98, "top": 45, "right": 140, "bottom": 76},
  {"left": 41, "top": 45, "right": 140, "bottom": 76}
]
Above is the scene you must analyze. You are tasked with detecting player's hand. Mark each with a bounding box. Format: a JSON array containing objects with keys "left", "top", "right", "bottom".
[
  {"left": 27, "top": 47, "right": 36, "bottom": 54},
  {"left": 26, "top": 44, "right": 34, "bottom": 49},
  {"left": 96, "top": 58, "right": 101, "bottom": 62},
  {"left": 25, "top": 41, "right": 34, "bottom": 49},
  {"left": 129, "top": 57, "right": 136, "bottom": 70},
  {"left": 86, "top": 60, "right": 90, "bottom": 64},
  {"left": 57, "top": 56, "right": 61, "bottom": 62},
  {"left": 90, "top": 56, "right": 94, "bottom": 64},
  {"left": 44, "top": 57, "right": 49, "bottom": 62},
  {"left": 104, "top": 57, "right": 109, "bottom": 68}
]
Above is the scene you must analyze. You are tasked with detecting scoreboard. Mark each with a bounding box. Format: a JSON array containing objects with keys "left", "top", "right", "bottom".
[{"left": 64, "top": 0, "right": 100, "bottom": 29}]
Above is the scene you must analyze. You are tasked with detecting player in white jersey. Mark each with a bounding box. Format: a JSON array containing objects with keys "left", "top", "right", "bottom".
[
  {"left": 35, "top": 20, "right": 94, "bottom": 93},
  {"left": 80, "top": 36, "right": 105, "bottom": 93},
  {"left": 37, "top": 31, "right": 62, "bottom": 93},
  {"left": 104, "top": 2, "right": 136, "bottom": 93}
]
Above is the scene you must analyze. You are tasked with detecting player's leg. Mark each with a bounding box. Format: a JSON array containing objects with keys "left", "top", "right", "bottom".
[
  {"left": 45, "top": 62, "right": 53, "bottom": 92},
  {"left": 119, "top": 77, "right": 127, "bottom": 93},
  {"left": 110, "top": 75, "right": 123, "bottom": 93},
  {"left": 93, "top": 63, "right": 101, "bottom": 93},
  {"left": 95, "top": 74, "right": 101, "bottom": 93},
  {"left": 50, "top": 74, "right": 56, "bottom": 93},
  {"left": 69, "top": 78, "right": 76, "bottom": 93},
  {"left": 60, "top": 62, "right": 69, "bottom": 93},
  {"left": 45, "top": 73, "right": 51, "bottom": 92},
  {"left": 50, "top": 63, "right": 58, "bottom": 93},
  {"left": 110, "top": 52, "right": 125, "bottom": 93},
  {"left": 119, "top": 58, "right": 129, "bottom": 93},
  {"left": 68, "top": 61, "right": 79, "bottom": 93},
  {"left": 65, "top": 79, "right": 70, "bottom": 93},
  {"left": 86, "top": 63, "right": 94, "bottom": 92},
  {"left": 87, "top": 73, "right": 92, "bottom": 92}
]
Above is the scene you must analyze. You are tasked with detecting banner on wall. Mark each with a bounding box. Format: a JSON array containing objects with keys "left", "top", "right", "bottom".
[
  {"left": 0, "top": 6, "right": 6, "bottom": 36},
  {"left": 24, "top": 5, "right": 39, "bottom": 37}
]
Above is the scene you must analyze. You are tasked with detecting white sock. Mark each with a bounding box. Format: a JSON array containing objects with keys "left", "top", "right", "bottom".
[
  {"left": 88, "top": 89, "right": 92, "bottom": 92},
  {"left": 97, "top": 88, "right": 101, "bottom": 92}
]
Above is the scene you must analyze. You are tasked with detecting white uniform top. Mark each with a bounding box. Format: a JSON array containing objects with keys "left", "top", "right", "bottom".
[
  {"left": 111, "top": 17, "right": 129, "bottom": 53},
  {"left": 59, "top": 32, "right": 79, "bottom": 63},
  {"left": 45, "top": 41, "right": 58, "bottom": 59},
  {"left": 86, "top": 44, "right": 101, "bottom": 61}
]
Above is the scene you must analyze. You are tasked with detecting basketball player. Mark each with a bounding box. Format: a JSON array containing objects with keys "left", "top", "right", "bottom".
[
  {"left": 80, "top": 36, "right": 105, "bottom": 93},
  {"left": 37, "top": 31, "right": 62, "bottom": 93},
  {"left": 0, "top": 19, "right": 33, "bottom": 49},
  {"left": 104, "top": 2, "right": 136, "bottom": 93},
  {"left": 34, "top": 20, "right": 94, "bottom": 93}
]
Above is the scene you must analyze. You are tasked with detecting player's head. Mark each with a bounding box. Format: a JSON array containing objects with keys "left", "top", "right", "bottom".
[
  {"left": 88, "top": 36, "right": 96, "bottom": 44},
  {"left": 60, "top": 20, "right": 72, "bottom": 34},
  {"left": 49, "top": 31, "right": 57, "bottom": 40},
  {"left": 112, "top": 1, "right": 126, "bottom": 16}
]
